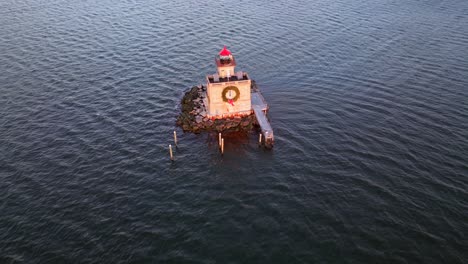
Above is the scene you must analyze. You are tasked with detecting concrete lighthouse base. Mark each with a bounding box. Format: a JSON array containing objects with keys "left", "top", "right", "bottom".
[{"left": 176, "top": 85, "right": 258, "bottom": 133}]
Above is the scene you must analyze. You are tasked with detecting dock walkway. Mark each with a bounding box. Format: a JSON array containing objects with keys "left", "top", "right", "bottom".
[{"left": 251, "top": 91, "right": 274, "bottom": 146}]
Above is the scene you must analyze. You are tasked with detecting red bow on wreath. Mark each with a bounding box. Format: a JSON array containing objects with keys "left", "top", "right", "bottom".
[{"left": 228, "top": 99, "right": 235, "bottom": 106}]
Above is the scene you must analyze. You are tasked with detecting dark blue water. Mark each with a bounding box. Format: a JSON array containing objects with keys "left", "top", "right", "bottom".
[{"left": 1, "top": 0, "right": 467, "bottom": 263}]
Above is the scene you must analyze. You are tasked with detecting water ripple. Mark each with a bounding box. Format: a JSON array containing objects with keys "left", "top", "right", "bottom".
[{"left": 1, "top": 0, "right": 467, "bottom": 263}]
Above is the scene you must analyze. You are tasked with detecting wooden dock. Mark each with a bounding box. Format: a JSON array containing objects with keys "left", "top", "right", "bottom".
[{"left": 251, "top": 91, "right": 274, "bottom": 146}]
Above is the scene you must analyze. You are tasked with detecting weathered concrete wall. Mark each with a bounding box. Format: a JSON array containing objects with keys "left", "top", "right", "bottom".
[{"left": 206, "top": 79, "right": 251, "bottom": 117}]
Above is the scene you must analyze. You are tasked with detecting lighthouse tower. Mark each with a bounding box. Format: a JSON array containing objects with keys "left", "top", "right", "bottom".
[{"left": 206, "top": 46, "right": 252, "bottom": 118}]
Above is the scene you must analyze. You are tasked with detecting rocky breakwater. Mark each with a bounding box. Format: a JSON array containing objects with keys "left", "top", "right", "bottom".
[{"left": 176, "top": 85, "right": 258, "bottom": 133}]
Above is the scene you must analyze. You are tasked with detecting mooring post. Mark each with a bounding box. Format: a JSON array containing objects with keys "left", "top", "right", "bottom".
[
  {"left": 265, "top": 131, "right": 270, "bottom": 147},
  {"left": 218, "top": 132, "right": 222, "bottom": 148},
  {"left": 173, "top": 131, "right": 178, "bottom": 146},
  {"left": 169, "top": 144, "right": 174, "bottom": 161},
  {"left": 221, "top": 138, "right": 224, "bottom": 155},
  {"left": 259, "top": 133, "right": 262, "bottom": 145}
]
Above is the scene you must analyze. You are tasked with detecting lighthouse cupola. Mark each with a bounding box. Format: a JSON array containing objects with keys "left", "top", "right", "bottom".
[
  {"left": 219, "top": 46, "right": 233, "bottom": 64},
  {"left": 216, "top": 46, "right": 237, "bottom": 78}
]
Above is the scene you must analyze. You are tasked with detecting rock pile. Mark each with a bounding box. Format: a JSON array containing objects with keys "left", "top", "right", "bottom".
[{"left": 176, "top": 85, "right": 258, "bottom": 133}]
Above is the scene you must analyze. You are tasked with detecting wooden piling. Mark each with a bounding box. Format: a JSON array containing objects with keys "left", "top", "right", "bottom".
[
  {"left": 221, "top": 138, "right": 224, "bottom": 155},
  {"left": 173, "top": 131, "right": 178, "bottom": 146},
  {"left": 169, "top": 144, "right": 174, "bottom": 161},
  {"left": 259, "top": 133, "right": 262, "bottom": 145},
  {"left": 218, "top": 133, "right": 222, "bottom": 148}
]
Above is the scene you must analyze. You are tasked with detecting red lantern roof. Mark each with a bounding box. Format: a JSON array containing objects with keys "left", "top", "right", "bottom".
[{"left": 219, "top": 46, "right": 231, "bottom": 56}]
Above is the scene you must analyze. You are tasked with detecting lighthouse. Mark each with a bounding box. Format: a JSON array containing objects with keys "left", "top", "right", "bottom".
[
  {"left": 177, "top": 46, "right": 274, "bottom": 146},
  {"left": 206, "top": 46, "right": 252, "bottom": 118}
]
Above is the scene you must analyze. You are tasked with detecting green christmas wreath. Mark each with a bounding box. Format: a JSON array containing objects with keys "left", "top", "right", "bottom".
[{"left": 221, "top": 86, "right": 240, "bottom": 102}]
